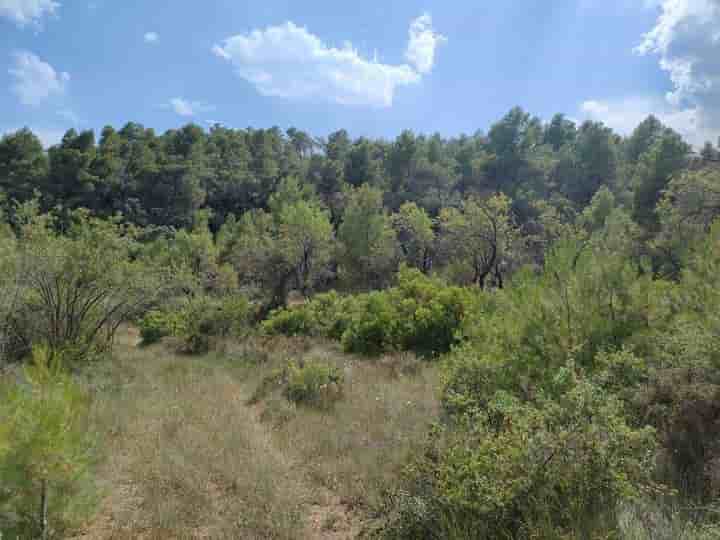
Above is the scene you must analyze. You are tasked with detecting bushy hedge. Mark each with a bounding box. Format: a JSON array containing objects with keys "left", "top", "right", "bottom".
[
  {"left": 263, "top": 267, "right": 480, "bottom": 358},
  {"left": 261, "top": 290, "right": 356, "bottom": 340},
  {"left": 139, "top": 294, "right": 252, "bottom": 352}
]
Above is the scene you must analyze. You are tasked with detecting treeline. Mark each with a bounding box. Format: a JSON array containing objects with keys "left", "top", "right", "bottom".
[
  {"left": 2, "top": 109, "right": 720, "bottom": 301},
  {"left": 3, "top": 110, "right": 716, "bottom": 229}
]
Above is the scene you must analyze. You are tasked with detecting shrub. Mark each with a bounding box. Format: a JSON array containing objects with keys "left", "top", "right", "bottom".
[
  {"left": 376, "top": 377, "right": 656, "bottom": 539},
  {"left": 138, "top": 310, "right": 175, "bottom": 345},
  {"left": 261, "top": 290, "right": 356, "bottom": 339},
  {"left": 142, "top": 294, "right": 252, "bottom": 353},
  {"left": 261, "top": 304, "right": 315, "bottom": 337},
  {"left": 341, "top": 291, "right": 400, "bottom": 356},
  {"left": 284, "top": 361, "right": 344, "bottom": 408},
  {"left": 263, "top": 269, "right": 479, "bottom": 358},
  {"left": 4, "top": 205, "right": 179, "bottom": 363}
]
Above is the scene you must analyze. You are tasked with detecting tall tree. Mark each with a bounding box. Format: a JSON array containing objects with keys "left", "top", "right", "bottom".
[
  {"left": 633, "top": 129, "right": 690, "bottom": 230},
  {"left": 392, "top": 202, "right": 435, "bottom": 273},
  {"left": 337, "top": 185, "right": 398, "bottom": 289},
  {"left": 0, "top": 128, "right": 48, "bottom": 205},
  {"left": 438, "top": 194, "right": 519, "bottom": 288}
]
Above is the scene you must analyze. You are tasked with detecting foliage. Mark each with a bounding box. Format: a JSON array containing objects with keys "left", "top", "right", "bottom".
[
  {"left": 437, "top": 193, "right": 520, "bottom": 288},
  {"left": 0, "top": 346, "right": 95, "bottom": 538},
  {"left": 4, "top": 203, "right": 178, "bottom": 363},
  {"left": 261, "top": 290, "right": 356, "bottom": 339},
  {"left": 284, "top": 360, "right": 344, "bottom": 408},
  {"left": 376, "top": 374, "right": 655, "bottom": 540},
  {"left": 337, "top": 184, "right": 398, "bottom": 289},
  {"left": 265, "top": 267, "right": 479, "bottom": 358},
  {"left": 139, "top": 294, "right": 252, "bottom": 352}
]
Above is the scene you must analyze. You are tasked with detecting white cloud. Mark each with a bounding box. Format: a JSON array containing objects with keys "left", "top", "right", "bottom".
[
  {"left": 9, "top": 51, "right": 69, "bottom": 106},
  {"left": 634, "top": 0, "right": 720, "bottom": 136},
  {"left": 581, "top": 0, "right": 720, "bottom": 147},
  {"left": 405, "top": 13, "right": 446, "bottom": 74},
  {"left": 167, "top": 97, "right": 216, "bottom": 117},
  {"left": 212, "top": 14, "right": 443, "bottom": 107},
  {"left": 0, "top": 0, "right": 59, "bottom": 27},
  {"left": 580, "top": 96, "right": 717, "bottom": 146},
  {"left": 144, "top": 31, "right": 159, "bottom": 43}
]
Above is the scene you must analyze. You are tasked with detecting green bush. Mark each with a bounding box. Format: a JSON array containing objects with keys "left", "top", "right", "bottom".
[
  {"left": 341, "top": 291, "right": 400, "bottom": 356},
  {"left": 263, "top": 268, "right": 480, "bottom": 358},
  {"left": 261, "top": 290, "right": 356, "bottom": 339},
  {"left": 341, "top": 268, "right": 479, "bottom": 357},
  {"left": 141, "top": 294, "right": 252, "bottom": 353},
  {"left": 261, "top": 304, "right": 315, "bottom": 337},
  {"left": 138, "top": 310, "right": 175, "bottom": 345},
  {"left": 284, "top": 361, "right": 344, "bottom": 408},
  {"left": 376, "top": 376, "right": 656, "bottom": 539}
]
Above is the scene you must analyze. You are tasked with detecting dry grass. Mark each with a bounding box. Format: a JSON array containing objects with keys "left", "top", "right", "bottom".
[
  {"left": 238, "top": 341, "right": 440, "bottom": 512},
  {"left": 69, "top": 329, "right": 440, "bottom": 539}
]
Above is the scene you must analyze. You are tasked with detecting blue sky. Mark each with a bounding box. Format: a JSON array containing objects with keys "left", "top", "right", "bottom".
[{"left": 1, "top": 0, "right": 719, "bottom": 146}]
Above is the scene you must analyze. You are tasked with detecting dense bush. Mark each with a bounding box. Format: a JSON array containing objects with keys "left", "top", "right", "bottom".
[
  {"left": 138, "top": 310, "right": 177, "bottom": 345},
  {"left": 284, "top": 360, "right": 344, "bottom": 408},
  {"left": 261, "top": 290, "right": 356, "bottom": 339},
  {"left": 373, "top": 231, "right": 720, "bottom": 538},
  {"left": 376, "top": 375, "right": 656, "bottom": 539},
  {"left": 139, "top": 294, "right": 252, "bottom": 352},
  {"left": 264, "top": 267, "right": 479, "bottom": 358}
]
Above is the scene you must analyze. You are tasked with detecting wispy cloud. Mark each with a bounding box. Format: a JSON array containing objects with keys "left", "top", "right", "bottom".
[
  {"left": 166, "top": 97, "right": 216, "bottom": 117},
  {"left": 9, "top": 51, "right": 69, "bottom": 106},
  {"left": 580, "top": 97, "right": 709, "bottom": 144},
  {"left": 405, "top": 13, "right": 446, "bottom": 74},
  {"left": 0, "top": 0, "right": 59, "bottom": 28},
  {"left": 212, "top": 13, "right": 444, "bottom": 108},
  {"left": 144, "top": 31, "right": 159, "bottom": 43}
]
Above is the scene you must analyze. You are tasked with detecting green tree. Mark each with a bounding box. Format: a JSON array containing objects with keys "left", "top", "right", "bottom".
[
  {"left": 437, "top": 194, "right": 519, "bottom": 288},
  {"left": 0, "top": 128, "right": 48, "bottom": 204},
  {"left": 0, "top": 346, "right": 94, "bottom": 539},
  {"left": 654, "top": 167, "right": 720, "bottom": 276},
  {"left": 633, "top": 129, "right": 690, "bottom": 230},
  {"left": 278, "top": 200, "right": 334, "bottom": 295},
  {"left": 544, "top": 113, "right": 577, "bottom": 151},
  {"left": 337, "top": 185, "right": 398, "bottom": 289},
  {"left": 625, "top": 115, "right": 664, "bottom": 164},
  {"left": 47, "top": 129, "right": 100, "bottom": 213},
  {"left": 392, "top": 202, "right": 435, "bottom": 273},
  {"left": 565, "top": 121, "right": 617, "bottom": 205}
]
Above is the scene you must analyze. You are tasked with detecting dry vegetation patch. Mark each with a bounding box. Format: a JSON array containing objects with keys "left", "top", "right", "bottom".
[{"left": 71, "top": 329, "right": 439, "bottom": 539}]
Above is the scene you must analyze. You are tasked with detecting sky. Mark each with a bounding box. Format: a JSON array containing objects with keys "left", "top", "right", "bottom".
[{"left": 1, "top": 0, "right": 719, "bottom": 147}]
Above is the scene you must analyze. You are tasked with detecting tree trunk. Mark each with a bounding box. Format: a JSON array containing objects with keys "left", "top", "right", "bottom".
[{"left": 40, "top": 478, "right": 48, "bottom": 540}]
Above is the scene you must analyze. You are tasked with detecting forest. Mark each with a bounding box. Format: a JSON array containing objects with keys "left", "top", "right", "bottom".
[{"left": 1, "top": 108, "right": 720, "bottom": 539}]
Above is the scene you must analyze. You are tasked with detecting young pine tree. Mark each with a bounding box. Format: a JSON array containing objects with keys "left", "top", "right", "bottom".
[{"left": 0, "top": 346, "right": 94, "bottom": 539}]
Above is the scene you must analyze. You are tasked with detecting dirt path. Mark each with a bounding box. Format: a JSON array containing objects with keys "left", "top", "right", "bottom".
[{"left": 246, "top": 401, "right": 361, "bottom": 540}]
